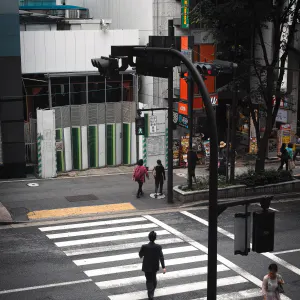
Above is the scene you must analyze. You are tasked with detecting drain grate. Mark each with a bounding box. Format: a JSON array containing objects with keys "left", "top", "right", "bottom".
[{"left": 65, "top": 194, "right": 98, "bottom": 202}]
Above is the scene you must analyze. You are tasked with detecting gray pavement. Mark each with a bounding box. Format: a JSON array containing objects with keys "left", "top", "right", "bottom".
[{"left": 0, "top": 200, "right": 300, "bottom": 299}]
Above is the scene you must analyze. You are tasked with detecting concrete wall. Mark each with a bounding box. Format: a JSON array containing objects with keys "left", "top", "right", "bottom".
[{"left": 20, "top": 29, "right": 139, "bottom": 73}]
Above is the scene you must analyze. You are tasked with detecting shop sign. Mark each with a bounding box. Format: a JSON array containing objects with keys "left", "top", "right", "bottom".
[
  {"left": 149, "top": 115, "right": 157, "bottom": 134},
  {"left": 280, "top": 124, "right": 291, "bottom": 130},
  {"left": 181, "top": 0, "right": 189, "bottom": 29},
  {"left": 173, "top": 111, "right": 189, "bottom": 129},
  {"left": 193, "top": 94, "right": 218, "bottom": 109},
  {"left": 272, "top": 96, "right": 292, "bottom": 110},
  {"left": 276, "top": 109, "right": 287, "bottom": 123},
  {"left": 178, "top": 113, "right": 189, "bottom": 129},
  {"left": 178, "top": 102, "right": 188, "bottom": 115}
]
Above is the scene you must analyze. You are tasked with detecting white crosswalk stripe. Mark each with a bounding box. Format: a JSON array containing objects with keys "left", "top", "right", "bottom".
[
  {"left": 54, "top": 229, "right": 170, "bottom": 247},
  {"left": 63, "top": 237, "right": 183, "bottom": 256},
  {"left": 96, "top": 265, "right": 229, "bottom": 289},
  {"left": 46, "top": 223, "right": 158, "bottom": 239},
  {"left": 38, "top": 215, "right": 264, "bottom": 300}
]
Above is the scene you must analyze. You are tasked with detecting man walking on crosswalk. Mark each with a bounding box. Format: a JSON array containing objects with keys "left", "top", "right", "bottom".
[{"left": 139, "top": 231, "right": 166, "bottom": 300}]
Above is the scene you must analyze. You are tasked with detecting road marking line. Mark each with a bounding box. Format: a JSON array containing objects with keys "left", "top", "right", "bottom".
[
  {"left": 272, "top": 248, "right": 300, "bottom": 255},
  {"left": 145, "top": 214, "right": 292, "bottom": 300},
  {"left": 55, "top": 229, "right": 170, "bottom": 247},
  {"left": 97, "top": 265, "right": 228, "bottom": 289},
  {"left": 182, "top": 211, "right": 300, "bottom": 278},
  {"left": 74, "top": 245, "right": 197, "bottom": 266},
  {"left": 39, "top": 217, "right": 147, "bottom": 232},
  {"left": 64, "top": 237, "right": 183, "bottom": 256},
  {"left": 191, "top": 288, "right": 262, "bottom": 300},
  {"left": 46, "top": 223, "right": 158, "bottom": 239},
  {"left": 108, "top": 276, "right": 247, "bottom": 300},
  {"left": 84, "top": 255, "right": 208, "bottom": 277},
  {"left": 0, "top": 279, "right": 92, "bottom": 295},
  {"left": 27, "top": 203, "right": 136, "bottom": 220}
]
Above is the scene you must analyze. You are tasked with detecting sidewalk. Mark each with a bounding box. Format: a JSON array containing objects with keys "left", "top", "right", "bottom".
[{"left": 57, "top": 158, "right": 281, "bottom": 178}]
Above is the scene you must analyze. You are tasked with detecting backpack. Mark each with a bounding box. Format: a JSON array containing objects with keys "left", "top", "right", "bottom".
[{"left": 134, "top": 166, "right": 144, "bottom": 181}]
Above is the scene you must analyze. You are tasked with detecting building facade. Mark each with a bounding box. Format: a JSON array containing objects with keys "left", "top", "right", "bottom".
[{"left": 0, "top": 0, "right": 26, "bottom": 179}]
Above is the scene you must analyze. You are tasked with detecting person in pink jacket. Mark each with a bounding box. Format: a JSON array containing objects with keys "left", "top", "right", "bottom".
[{"left": 133, "top": 159, "right": 149, "bottom": 198}]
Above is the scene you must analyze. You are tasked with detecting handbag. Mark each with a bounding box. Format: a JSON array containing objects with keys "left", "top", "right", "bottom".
[
  {"left": 289, "top": 160, "right": 296, "bottom": 170},
  {"left": 277, "top": 282, "right": 284, "bottom": 293},
  {"left": 277, "top": 274, "right": 284, "bottom": 293}
]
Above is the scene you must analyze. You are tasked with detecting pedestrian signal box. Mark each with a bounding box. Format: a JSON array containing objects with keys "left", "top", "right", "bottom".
[
  {"left": 135, "top": 117, "right": 145, "bottom": 135},
  {"left": 252, "top": 211, "right": 275, "bottom": 253}
]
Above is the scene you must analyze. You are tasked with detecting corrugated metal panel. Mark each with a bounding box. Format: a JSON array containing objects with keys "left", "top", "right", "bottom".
[
  {"left": 61, "top": 105, "right": 71, "bottom": 128},
  {"left": 54, "top": 107, "right": 62, "bottom": 129},
  {"left": 115, "top": 102, "right": 122, "bottom": 123},
  {"left": 20, "top": 30, "right": 139, "bottom": 74},
  {"left": 80, "top": 104, "right": 88, "bottom": 126},
  {"left": 71, "top": 105, "right": 81, "bottom": 126},
  {"left": 122, "top": 101, "right": 131, "bottom": 123},
  {"left": 130, "top": 101, "right": 136, "bottom": 122},
  {"left": 98, "top": 103, "right": 105, "bottom": 124},
  {"left": 89, "top": 103, "right": 98, "bottom": 125},
  {"left": 106, "top": 102, "right": 115, "bottom": 123}
]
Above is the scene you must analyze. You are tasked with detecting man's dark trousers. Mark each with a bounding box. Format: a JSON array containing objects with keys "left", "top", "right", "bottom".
[{"left": 145, "top": 272, "right": 157, "bottom": 299}]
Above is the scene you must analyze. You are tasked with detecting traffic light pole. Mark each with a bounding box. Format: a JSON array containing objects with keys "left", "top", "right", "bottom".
[
  {"left": 167, "top": 19, "right": 174, "bottom": 203},
  {"left": 133, "top": 46, "right": 219, "bottom": 300},
  {"left": 188, "top": 75, "right": 194, "bottom": 189},
  {"left": 230, "top": 68, "right": 238, "bottom": 183}
]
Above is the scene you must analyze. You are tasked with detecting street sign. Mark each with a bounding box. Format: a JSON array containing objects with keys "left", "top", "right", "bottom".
[{"left": 150, "top": 116, "right": 157, "bottom": 134}]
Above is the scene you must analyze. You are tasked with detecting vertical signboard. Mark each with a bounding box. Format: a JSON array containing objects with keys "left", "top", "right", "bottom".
[{"left": 181, "top": 0, "right": 189, "bottom": 29}]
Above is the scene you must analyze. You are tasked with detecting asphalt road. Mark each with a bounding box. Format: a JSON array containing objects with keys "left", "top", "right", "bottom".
[
  {"left": 0, "top": 199, "right": 300, "bottom": 299},
  {"left": 0, "top": 173, "right": 187, "bottom": 221}
]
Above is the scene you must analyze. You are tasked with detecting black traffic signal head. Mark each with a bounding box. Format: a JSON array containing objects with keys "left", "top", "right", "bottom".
[
  {"left": 91, "top": 56, "right": 119, "bottom": 78},
  {"left": 195, "top": 63, "right": 219, "bottom": 76}
]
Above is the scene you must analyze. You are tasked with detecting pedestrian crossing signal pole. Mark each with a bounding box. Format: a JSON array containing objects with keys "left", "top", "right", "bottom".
[{"left": 167, "top": 19, "right": 174, "bottom": 204}]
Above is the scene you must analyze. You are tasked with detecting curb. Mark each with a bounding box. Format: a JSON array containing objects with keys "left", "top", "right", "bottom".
[{"left": 179, "top": 192, "right": 300, "bottom": 208}]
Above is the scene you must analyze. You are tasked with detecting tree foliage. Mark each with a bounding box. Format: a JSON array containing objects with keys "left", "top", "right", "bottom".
[{"left": 191, "top": 0, "right": 300, "bottom": 172}]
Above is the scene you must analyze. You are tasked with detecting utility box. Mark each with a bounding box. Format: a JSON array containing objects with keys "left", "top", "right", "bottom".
[
  {"left": 252, "top": 211, "right": 275, "bottom": 253},
  {"left": 234, "top": 212, "right": 251, "bottom": 256}
]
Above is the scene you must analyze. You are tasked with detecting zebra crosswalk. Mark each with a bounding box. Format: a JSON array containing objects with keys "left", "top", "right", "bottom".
[{"left": 38, "top": 215, "right": 263, "bottom": 299}]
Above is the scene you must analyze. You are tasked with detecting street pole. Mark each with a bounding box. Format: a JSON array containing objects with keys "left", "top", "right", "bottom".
[
  {"left": 230, "top": 68, "right": 238, "bottom": 183},
  {"left": 167, "top": 19, "right": 174, "bottom": 203},
  {"left": 188, "top": 75, "right": 194, "bottom": 189},
  {"left": 230, "top": 32, "right": 238, "bottom": 184},
  {"left": 226, "top": 104, "right": 230, "bottom": 183}
]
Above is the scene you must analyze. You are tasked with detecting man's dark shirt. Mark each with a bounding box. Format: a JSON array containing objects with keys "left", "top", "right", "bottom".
[
  {"left": 187, "top": 150, "right": 199, "bottom": 169},
  {"left": 154, "top": 165, "right": 166, "bottom": 180},
  {"left": 139, "top": 242, "right": 165, "bottom": 272}
]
